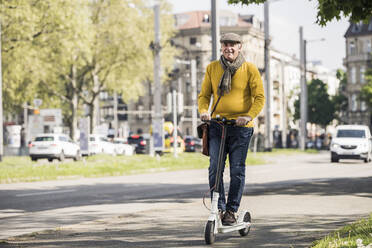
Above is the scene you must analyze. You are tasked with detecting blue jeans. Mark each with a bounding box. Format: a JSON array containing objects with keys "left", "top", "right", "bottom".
[{"left": 208, "top": 121, "right": 253, "bottom": 212}]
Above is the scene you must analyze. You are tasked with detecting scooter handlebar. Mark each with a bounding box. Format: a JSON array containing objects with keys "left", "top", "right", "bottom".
[{"left": 202, "top": 118, "right": 236, "bottom": 125}]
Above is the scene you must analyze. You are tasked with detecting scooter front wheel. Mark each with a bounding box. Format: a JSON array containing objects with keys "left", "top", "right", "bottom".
[
  {"left": 204, "top": 220, "right": 215, "bottom": 244},
  {"left": 239, "top": 212, "right": 251, "bottom": 237}
]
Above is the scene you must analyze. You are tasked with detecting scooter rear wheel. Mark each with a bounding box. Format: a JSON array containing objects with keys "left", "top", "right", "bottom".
[
  {"left": 239, "top": 212, "right": 251, "bottom": 236},
  {"left": 205, "top": 220, "right": 215, "bottom": 244}
]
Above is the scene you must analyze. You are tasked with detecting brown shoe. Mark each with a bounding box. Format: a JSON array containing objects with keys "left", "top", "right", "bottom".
[
  {"left": 219, "top": 210, "right": 225, "bottom": 220},
  {"left": 222, "top": 210, "right": 236, "bottom": 226}
]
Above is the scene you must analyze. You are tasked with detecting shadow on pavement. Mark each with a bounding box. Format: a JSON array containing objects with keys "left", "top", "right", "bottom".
[
  {"left": 245, "top": 176, "right": 372, "bottom": 199},
  {"left": 0, "top": 214, "right": 365, "bottom": 248}
]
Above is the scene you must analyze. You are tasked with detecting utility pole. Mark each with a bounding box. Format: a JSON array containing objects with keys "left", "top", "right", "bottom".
[
  {"left": 172, "top": 90, "right": 178, "bottom": 158},
  {"left": 113, "top": 91, "right": 118, "bottom": 138},
  {"left": 191, "top": 59, "right": 197, "bottom": 138},
  {"left": 264, "top": 1, "right": 272, "bottom": 151},
  {"left": 211, "top": 0, "right": 220, "bottom": 61},
  {"left": 152, "top": 2, "right": 163, "bottom": 154},
  {"left": 23, "top": 103, "right": 28, "bottom": 146},
  {"left": 299, "top": 26, "right": 306, "bottom": 151},
  {"left": 0, "top": 22, "right": 3, "bottom": 161}
]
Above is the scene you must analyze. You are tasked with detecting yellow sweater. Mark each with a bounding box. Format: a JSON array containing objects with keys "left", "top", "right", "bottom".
[{"left": 198, "top": 60, "right": 265, "bottom": 127}]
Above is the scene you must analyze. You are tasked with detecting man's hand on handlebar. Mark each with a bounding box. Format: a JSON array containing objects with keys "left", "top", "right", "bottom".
[
  {"left": 201, "top": 113, "right": 211, "bottom": 121},
  {"left": 236, "top": 116, "right": 252, "bottom": 126}
]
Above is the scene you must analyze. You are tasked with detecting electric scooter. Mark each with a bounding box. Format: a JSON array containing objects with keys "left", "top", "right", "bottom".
[{"left": 203, "top": 117, "right": 252, "bottom": 245}]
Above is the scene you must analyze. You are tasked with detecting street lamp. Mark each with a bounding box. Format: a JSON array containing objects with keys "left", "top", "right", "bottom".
[
  {"left": 299, "top": 31, "right": 325, "bottom": 151},
  {"left": 152, "top": 1, "right": 164, "bottom": 155}
]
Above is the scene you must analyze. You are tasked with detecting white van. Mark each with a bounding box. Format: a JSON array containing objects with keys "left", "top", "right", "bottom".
[{"left": 330, "top": 125, "right": 372, "bottom": 163}]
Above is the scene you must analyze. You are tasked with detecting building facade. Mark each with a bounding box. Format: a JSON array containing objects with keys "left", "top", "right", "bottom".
[{"left": 344, "top": 19, "right": 372, "bottom": 127}]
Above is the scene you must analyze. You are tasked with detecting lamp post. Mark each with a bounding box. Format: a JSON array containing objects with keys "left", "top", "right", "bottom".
[
  {"left": 299, "top": 27, "right": 325, "bottom": 150},
  {"left": 211, "top": 0, "right": 220, "bottom": 61},
  {"left": 264, "top": 1, "right": 272, "bottom": 151},
  {"left": 152, "top": 1, "right": 164, "bottom": 155}
]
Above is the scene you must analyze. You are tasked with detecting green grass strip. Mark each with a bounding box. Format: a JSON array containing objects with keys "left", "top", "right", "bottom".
[
  {"left": 0, "top": 149, "right": 314, "bottom": 183},
  {"left": 311, "top": 213, "right": 372, "bottom": 248}
]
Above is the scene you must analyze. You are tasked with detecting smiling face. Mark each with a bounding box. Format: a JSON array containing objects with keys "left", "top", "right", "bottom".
[{"left": 221, "top": 42, "right": 242, "bottom": 62}]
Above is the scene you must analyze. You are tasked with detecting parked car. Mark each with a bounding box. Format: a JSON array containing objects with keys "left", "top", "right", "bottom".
[
  {"left": 184, "top": 136, "right": 202, "bottom": 152},
  {"left": 113, "top": 138, "right": 134, "bottom": 156},
  {"left": 29, "top": 133, "right": 80, "bottom": 162},
  {"left": 127, "top": 135, "right": 149, "bottom": 154},
  {"left": 89, "top": 134, "right": 116, "bottom": 155},
  {"left": 330, "top": 125, "right": 372, "bottom": 163}
]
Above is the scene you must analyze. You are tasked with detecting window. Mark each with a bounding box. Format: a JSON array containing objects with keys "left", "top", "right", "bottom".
[
  {"left": 349, "top": 41, "right": 356, "bottom": 55},
  {"left": 360, "top": 66, "right": 366, "bottom": 84},
  {"left": 351, "top": 94, "right": 357, "bottom": 111},
  {"left": 189, "top": 37, "right": 197, "bottom": 45},
  {"left": 35, "top": 136, "right": 54, "bottom": 141},
  {"left": 367, "top": 40, "right": 372, "bottom": 53},
  {"left": 202, "top": 14, "right": 209, "bottom": 23},
  {"left": 361, "top": 101, "right": 367, "bottom": 111},
  {"left": 350, "top": 67, "right": 356, "bottom": 84},
  {"left": 351, "top": 21, "right": 363, "bottom": 33},
  {"left": 337, "top": 129, "right": 365, "bottom": 138}
]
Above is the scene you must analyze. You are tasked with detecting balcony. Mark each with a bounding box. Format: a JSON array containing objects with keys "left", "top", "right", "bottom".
[{"left": 343, "top": 53, "right": 372, "bottom": 64}]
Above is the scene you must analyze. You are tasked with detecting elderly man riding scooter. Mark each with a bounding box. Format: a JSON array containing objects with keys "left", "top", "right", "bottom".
[{"left": 198, "top": 32, "right": 265, "bottom": 226}]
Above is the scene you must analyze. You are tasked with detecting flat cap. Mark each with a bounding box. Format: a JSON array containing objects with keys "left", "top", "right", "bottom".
[{"left": 220, "top": 33, "right": 242, "bottom": 43}]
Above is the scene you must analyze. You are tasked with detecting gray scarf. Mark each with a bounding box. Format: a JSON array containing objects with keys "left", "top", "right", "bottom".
[{"left": 218, "top": 52, "right": 245, "bottom": 96}]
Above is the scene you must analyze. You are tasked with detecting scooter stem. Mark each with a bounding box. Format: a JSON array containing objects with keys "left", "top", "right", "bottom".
[{"left": 208, "top": 191, "right": 220, "bottom": 222}]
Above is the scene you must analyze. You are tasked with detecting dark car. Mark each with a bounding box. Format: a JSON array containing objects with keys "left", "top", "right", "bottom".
[
  {"left": 184, "top": 136, "right": 202, "bottom": 152},
  {"left": 127, "top": 135, "right": 149, "bottom": 154}
]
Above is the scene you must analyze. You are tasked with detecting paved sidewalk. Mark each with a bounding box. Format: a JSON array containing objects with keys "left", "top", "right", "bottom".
[{"left": 1, "top": 152, "right": 371, "bottom": 247}]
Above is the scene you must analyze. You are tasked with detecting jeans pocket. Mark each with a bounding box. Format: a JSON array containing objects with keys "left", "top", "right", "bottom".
[{"left": 238, "top": 127, "right": 254, "bottom": 147}]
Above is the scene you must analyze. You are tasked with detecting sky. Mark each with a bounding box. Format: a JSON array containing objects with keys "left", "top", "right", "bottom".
[{"left": 169, "top": 0, "right": 350, "bottom": 71}]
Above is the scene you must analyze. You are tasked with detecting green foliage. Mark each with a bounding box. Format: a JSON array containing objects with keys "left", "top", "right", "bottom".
[
  {"left": 361, "top": 69, "right": 372, "bottom": 110},
  {"left": 1, "top": 0, "right": 177, "bottom": 136},
  {"left": 227, "top": 0, "right": 372, "bottom": 26},
  {"left": 294, "top": 79, "right": 335, "bottom": 127},
  {"left": 332, "top": 69, "right": 348, "bottom": 123}
]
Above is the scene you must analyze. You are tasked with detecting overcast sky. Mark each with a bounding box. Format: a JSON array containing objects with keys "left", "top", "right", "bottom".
[{"left": 169, "top": 0, "right": 349, "bottom": 71}]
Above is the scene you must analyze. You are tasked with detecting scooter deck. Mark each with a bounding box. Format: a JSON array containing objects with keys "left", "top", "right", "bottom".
[{"left": 218, "top": 222, "right": 251, "bottom": 234}]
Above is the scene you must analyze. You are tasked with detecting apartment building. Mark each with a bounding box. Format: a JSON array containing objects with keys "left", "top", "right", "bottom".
[{"left": 344, "top": 19, "right": 372, "bottom": 126}]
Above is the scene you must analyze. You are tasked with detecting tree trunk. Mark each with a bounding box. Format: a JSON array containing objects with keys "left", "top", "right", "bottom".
[
  {"left": 89, "top": 68, "right": 100, "bottom": 134},
  {"left": 70, "top": 64, "right": 79, "bottom": 141}
]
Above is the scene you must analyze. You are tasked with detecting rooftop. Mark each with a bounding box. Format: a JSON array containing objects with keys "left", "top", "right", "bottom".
[{"left": 344, "top": 18, "right": 372, "bottom": 38}]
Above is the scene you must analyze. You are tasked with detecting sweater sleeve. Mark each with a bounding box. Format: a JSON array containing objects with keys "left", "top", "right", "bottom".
[
  {"left": 198, "top": 64, "right": 213, "bottom": 115},
  {"left": 247, "top": 64, "right": 265, "bottom": 119}
]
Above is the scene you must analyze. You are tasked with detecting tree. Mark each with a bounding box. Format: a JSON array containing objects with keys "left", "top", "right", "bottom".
[
  {"left": 1, "top": 0, "right": 56, "bottom": 113},
  {"left": 227, "top": 0, "right": 372, "bottom": 26},
  {"left": 294, "top": 79, "right": 334, "bottom": 127},
  {"left": 2, "top": 0, "right": 177, "bottom": 138},
  {"left": 1, "top": 0, "right": 93, "bottom": 140},
  {"left": 332, "top": 69, "right": 348, "bottom": 123},
  {"left": 79, "top": 0, "right": 177, "bottom": 132},
  {"left": 360, "top": 69, "right": 372, "bottom": 110}
]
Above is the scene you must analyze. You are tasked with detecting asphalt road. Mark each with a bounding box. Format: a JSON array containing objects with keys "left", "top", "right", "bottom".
[{"left": 0, "top": 152, "right": 371, "bottom": 247}]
